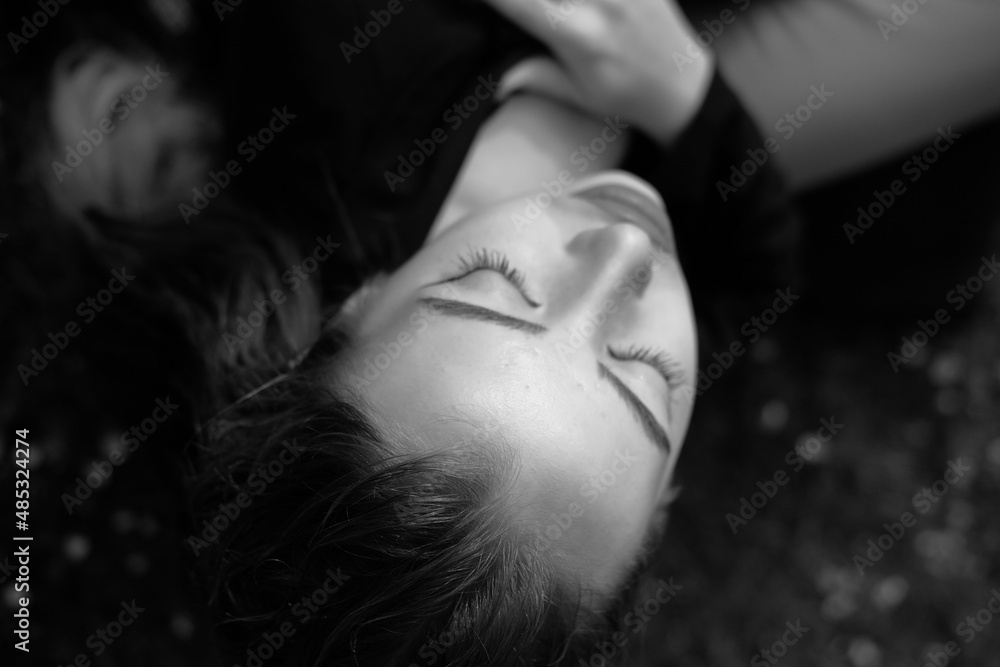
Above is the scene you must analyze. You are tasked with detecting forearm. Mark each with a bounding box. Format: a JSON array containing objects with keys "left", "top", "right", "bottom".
[{"left": 632, "top": 7, "right": 717, "bottom": 146}]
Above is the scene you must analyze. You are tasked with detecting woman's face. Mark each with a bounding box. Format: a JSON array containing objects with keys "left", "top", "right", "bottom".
[{"left": 341, "top": 171, "right": 697, "bottom": 596}]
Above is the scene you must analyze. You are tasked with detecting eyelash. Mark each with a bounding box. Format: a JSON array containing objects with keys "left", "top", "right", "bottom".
[
  {"left": 609, "top": 345, "right": 686, "bottom": 389},
  {"left": 453, "top": 248, "right": 527, "bottom": 288},
  {"left": 449, "top": 249, "right": 685, "bottom": 399}
]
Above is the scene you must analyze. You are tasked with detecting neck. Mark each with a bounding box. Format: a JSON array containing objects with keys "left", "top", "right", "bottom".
[{"left": 428, "top": 93, "right": 631, "bottom": 240}]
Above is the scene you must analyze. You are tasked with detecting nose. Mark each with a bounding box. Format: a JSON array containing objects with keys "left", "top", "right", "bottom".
[{"left": 555, "top": 221, "right": 658, "bottom": 329}]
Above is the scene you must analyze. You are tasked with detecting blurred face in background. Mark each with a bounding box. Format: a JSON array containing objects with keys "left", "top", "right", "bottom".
[{"left": 44, "top": 46, "right": 219, "bottom": 222}]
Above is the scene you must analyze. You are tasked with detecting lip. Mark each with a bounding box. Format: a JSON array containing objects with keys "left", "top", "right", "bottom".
[{"left": 567, "top": 171, "right": 676, "bottom": 256}]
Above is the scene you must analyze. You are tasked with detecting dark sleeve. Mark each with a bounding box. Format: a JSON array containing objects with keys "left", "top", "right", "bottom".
[{"left": 622, "top": 67, "right": 801, "bottom": 309}]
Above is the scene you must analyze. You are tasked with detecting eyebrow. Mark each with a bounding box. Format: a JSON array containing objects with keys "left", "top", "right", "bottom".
[
  {"left": 417, "top": 297, "right": 548, "bottom": 335},
  {"left": 598, "top": 362, "right": 673, "bottom": 454},
  {"left": 416, "top": 297, "right": 673, "bottom": 455}
]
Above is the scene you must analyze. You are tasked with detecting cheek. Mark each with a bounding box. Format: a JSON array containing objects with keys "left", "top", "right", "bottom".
[{"left": 444, "top": 203, "right": 566, "bottom": 253}]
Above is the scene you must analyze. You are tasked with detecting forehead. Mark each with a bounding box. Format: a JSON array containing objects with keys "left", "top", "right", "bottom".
[{"left": 342, "top": 309, "right": 668, "bottom": 589}]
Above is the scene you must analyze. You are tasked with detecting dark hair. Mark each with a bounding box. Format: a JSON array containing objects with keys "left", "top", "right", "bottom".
[{"left": 189, "top": 322, "right": 656, "bottom": 666}]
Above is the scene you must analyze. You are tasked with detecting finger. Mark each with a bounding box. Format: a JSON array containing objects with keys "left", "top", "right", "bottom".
[{"left": 496, "top": 56, "right": 587, "bottom": 110}]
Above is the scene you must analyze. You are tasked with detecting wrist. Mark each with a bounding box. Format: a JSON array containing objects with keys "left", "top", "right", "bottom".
[{"left": 644, "top": 47, "right": 715, "bottom": 146}]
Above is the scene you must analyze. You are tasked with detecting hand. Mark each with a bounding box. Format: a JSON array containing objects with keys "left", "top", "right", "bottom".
[{"left": 483, "top": 0, "right": 715, "bottom": 144}]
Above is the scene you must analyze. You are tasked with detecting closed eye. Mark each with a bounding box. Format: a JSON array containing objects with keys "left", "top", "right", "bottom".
[
  {"left": 608, "top": 344, "right": 685, "bottom": 421},
  {"left": 445, "top": 246, "right": 540, "bottom": 307}
]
